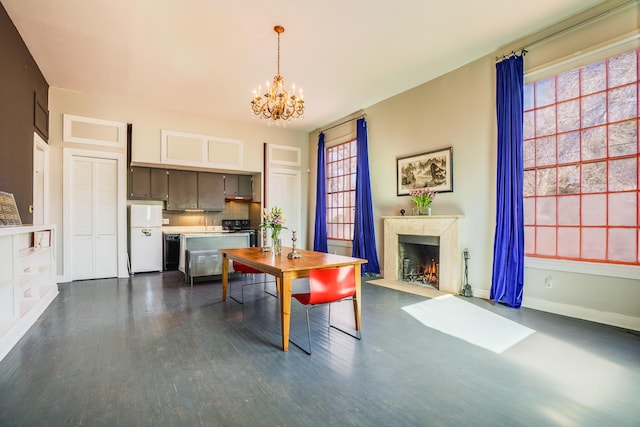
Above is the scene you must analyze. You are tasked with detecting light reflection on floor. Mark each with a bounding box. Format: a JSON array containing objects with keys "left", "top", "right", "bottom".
[{"left": 505, "top": 332, "right": 639, "bottom": 421}]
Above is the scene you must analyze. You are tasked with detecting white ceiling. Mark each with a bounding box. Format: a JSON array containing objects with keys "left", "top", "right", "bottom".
[{"left": 2, "top": 0, "right": 606, "bottom": 132}]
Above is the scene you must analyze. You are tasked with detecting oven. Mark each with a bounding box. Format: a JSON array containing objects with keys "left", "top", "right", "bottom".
[
  {"left": 163, "top": 233, "right": 181, "bottom": 271},
  {"left": 222, "top": 219, "right": 258, "bottom": 247}
]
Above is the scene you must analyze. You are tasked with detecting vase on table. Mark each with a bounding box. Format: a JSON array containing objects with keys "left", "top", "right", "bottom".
[{"left": 272, "top": 230, "right": 282, "bottom": 256}]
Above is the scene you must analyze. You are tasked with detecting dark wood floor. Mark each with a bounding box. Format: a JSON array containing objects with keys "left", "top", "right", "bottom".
[{"left": 0, "top": 271, "right": 638, "bottom": 426}]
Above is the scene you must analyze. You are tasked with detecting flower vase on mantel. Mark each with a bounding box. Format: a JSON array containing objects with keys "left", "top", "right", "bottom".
[{"left": 410, "top": 188, "right": 436, "bottom": 216}]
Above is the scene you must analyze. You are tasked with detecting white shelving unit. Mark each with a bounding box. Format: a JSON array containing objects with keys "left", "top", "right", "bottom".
[{"left": 0, "top": 224, "right": 58, "bottom": 362}]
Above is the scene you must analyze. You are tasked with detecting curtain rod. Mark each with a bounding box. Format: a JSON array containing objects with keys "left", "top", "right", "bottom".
[
  {"left": 318, "top": 114, "right": 366, "bottom": 134},
  {"left": 496, "top": 0, "right": 637, "bottom": 60},
  {"left": 496, "top": 49, "right": 527, "bottom": 62}
]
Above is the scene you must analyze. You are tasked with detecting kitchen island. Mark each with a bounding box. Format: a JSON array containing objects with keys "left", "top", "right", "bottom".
[{"left": 178, "top": 232, "right": 251, "bottom": 284}]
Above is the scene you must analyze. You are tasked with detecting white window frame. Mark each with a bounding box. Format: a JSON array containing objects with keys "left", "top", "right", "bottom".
[
  {"left": 325, "top": 138, "right": 357, "bottom": 242},
  {"left": 524, "top": 36, "right": 640, "bottom": 280}
]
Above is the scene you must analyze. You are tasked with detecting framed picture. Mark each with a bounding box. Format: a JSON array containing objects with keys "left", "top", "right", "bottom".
[
  {"left": 397, "top": 146, "right": 453, "bottom": 195},
  {"left": 0, "top": 191, "right": 22, "bottom": 226}
]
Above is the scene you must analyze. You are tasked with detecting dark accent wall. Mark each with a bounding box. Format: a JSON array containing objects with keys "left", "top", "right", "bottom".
[{"left": 0, "top": 3, "right": 48, "bottom": 225}]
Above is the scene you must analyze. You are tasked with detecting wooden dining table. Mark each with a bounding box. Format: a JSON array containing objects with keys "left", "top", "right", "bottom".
[{"left": 219, "top": 247, "right": 368, "bottom": 351}]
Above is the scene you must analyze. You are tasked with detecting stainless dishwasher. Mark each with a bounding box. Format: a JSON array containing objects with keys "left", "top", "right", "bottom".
[
  {"left": 182, "top": 233, "right": 250, "bottom": 285},
  {"left": 185, "top": 250, "right": 221, "bottom": 286}
]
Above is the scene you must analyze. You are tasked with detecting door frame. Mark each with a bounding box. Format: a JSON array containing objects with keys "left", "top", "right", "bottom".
[
  {"left": 62, "top": 147, "right": 128, "bottom": 281},
  {"left": 33, "top": 132, "right": 50, "bottom": 225}
]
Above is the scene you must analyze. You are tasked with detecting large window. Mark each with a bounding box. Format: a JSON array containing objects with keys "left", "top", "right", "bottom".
[
  {"left": 326, "top": 139, "right": 357, "bottom": 241},
  {"left": 523, "top": 48, "right": 639, "bottom": 265}
]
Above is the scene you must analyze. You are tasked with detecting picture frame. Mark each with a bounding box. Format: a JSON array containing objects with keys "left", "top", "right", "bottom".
[
  {"left": 0, "top": 191, "right": 22, "bottom": 226},
  {"left": 397, "top": 146, "right": 453, "bottom": 196}
]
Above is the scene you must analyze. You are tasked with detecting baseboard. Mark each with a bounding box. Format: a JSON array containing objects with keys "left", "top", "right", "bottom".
[
  {"left": 471, "top": 287, "right": 490, "bottom": 299},
  {"left": 0, "top": 287, "right": 59, "bottom": 362},
  {"left": 522, "top": 296, "right": 640, "bottom": 332},
  {"left": 463, "top": 287, "right": 639, "bottom": 332}
]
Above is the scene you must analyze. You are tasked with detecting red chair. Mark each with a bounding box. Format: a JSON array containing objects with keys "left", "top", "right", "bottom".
[
  {"left": 290, "top": 265, "right": 362, "bottom": 354},
  {"left": 231, "top": 261, "right": 277, "bottom": 304}
]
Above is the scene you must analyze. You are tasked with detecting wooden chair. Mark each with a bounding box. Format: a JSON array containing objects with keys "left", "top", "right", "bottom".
[
  {"left": 290, "top": 265, "right": 361, "bottom": 354},
  {"left": 230, "top": 261, "right": 277, "bottom": 304}
]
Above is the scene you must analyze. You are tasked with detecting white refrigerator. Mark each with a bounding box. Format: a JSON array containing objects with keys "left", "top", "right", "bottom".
[{"left": 129, "top": 204, "right": 163, "bottom": 273}]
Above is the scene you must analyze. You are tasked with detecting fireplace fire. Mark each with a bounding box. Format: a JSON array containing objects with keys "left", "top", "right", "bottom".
[
  {"left": 398, "top": 234, "right": 440, "bottom": 289},
  {"left": 425, "top": 258, "right": 438, "bottom": 283}
]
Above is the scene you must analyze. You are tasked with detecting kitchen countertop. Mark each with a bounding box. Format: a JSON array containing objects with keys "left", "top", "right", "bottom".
[
  {"left": 162, "top": 226, "right": 227, "bottom": 234},
  {"left": 182, "top": 232, "right": 251, "bottom": 238}
]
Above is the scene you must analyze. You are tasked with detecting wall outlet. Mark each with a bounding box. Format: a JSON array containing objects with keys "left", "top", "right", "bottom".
[
  {"left": 545, "top": 276, "right": 553, "bottom": 289},
  {"left": 162, "top": 218, "right": 170, "bottom": 225}
]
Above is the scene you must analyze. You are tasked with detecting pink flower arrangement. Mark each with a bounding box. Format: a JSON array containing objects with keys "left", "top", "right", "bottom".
[
  {"left": 409, "top": 188, "right": 436, "bottom": 213},
  {"left": 260, "top": 206, "right": 287, "bottom": 235}
]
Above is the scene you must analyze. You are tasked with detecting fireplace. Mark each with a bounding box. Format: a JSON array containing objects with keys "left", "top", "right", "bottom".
[
  {"left": 382, "top": 215, "right": 463, "bottom": 294},
  {"left": 398, "top": 234, "right": 440, "bottom": 289}
]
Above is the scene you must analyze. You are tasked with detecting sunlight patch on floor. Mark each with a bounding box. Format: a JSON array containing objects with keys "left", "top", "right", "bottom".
[{"left": 402, "top": 294, "right": 535, "bottom": 353}]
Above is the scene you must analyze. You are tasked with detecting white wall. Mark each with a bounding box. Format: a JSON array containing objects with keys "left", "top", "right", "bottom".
[
  {"left": 48, "top": 88, "right": 309, "bottom": 277},
  {"left": 307, "top": 0, "right": 639, "bottom": 330}
]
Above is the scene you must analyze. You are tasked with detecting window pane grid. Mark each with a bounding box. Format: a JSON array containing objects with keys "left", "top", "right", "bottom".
[
  {"left": 524, "top": 48, "right": 639, "bottom": 265},
  {"left": 326, "top": 140, "right": 357, "bottom": 241}
]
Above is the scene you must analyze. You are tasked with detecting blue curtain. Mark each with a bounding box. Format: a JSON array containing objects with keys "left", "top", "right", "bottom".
[
  {"left": 491, "top": 55, "right": 525, "bottom": 308},
  {"left": 352, "top": 118, "right": 381, "bottom": 275},
  {"left": 313, "top": 132, "right": 328, "bottom": 252}
]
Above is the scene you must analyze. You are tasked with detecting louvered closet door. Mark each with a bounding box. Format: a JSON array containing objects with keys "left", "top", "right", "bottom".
[
  {"left": 94, "top": 160, "right": 118, "bottom": 278},
  {"left": 71, "top": 156, "right": 118, "bottom": 280}
]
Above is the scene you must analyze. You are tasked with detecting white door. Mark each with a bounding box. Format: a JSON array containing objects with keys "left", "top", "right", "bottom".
[
  {"left": 70, "top": 156, "right": 118, "bottom": 280},
  {"left": 267, "top": 168, "right": 302, "bottom": 248}
]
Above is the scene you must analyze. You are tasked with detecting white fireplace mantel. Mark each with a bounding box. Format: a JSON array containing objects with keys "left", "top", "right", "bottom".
[{"left": 382, "top": 215, "right": 464, "bottom": 294}]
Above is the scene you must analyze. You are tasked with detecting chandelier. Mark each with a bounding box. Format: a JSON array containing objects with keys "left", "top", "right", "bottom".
[{"left": 251, "top": 25, "right": 304, "bottom": 124}]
